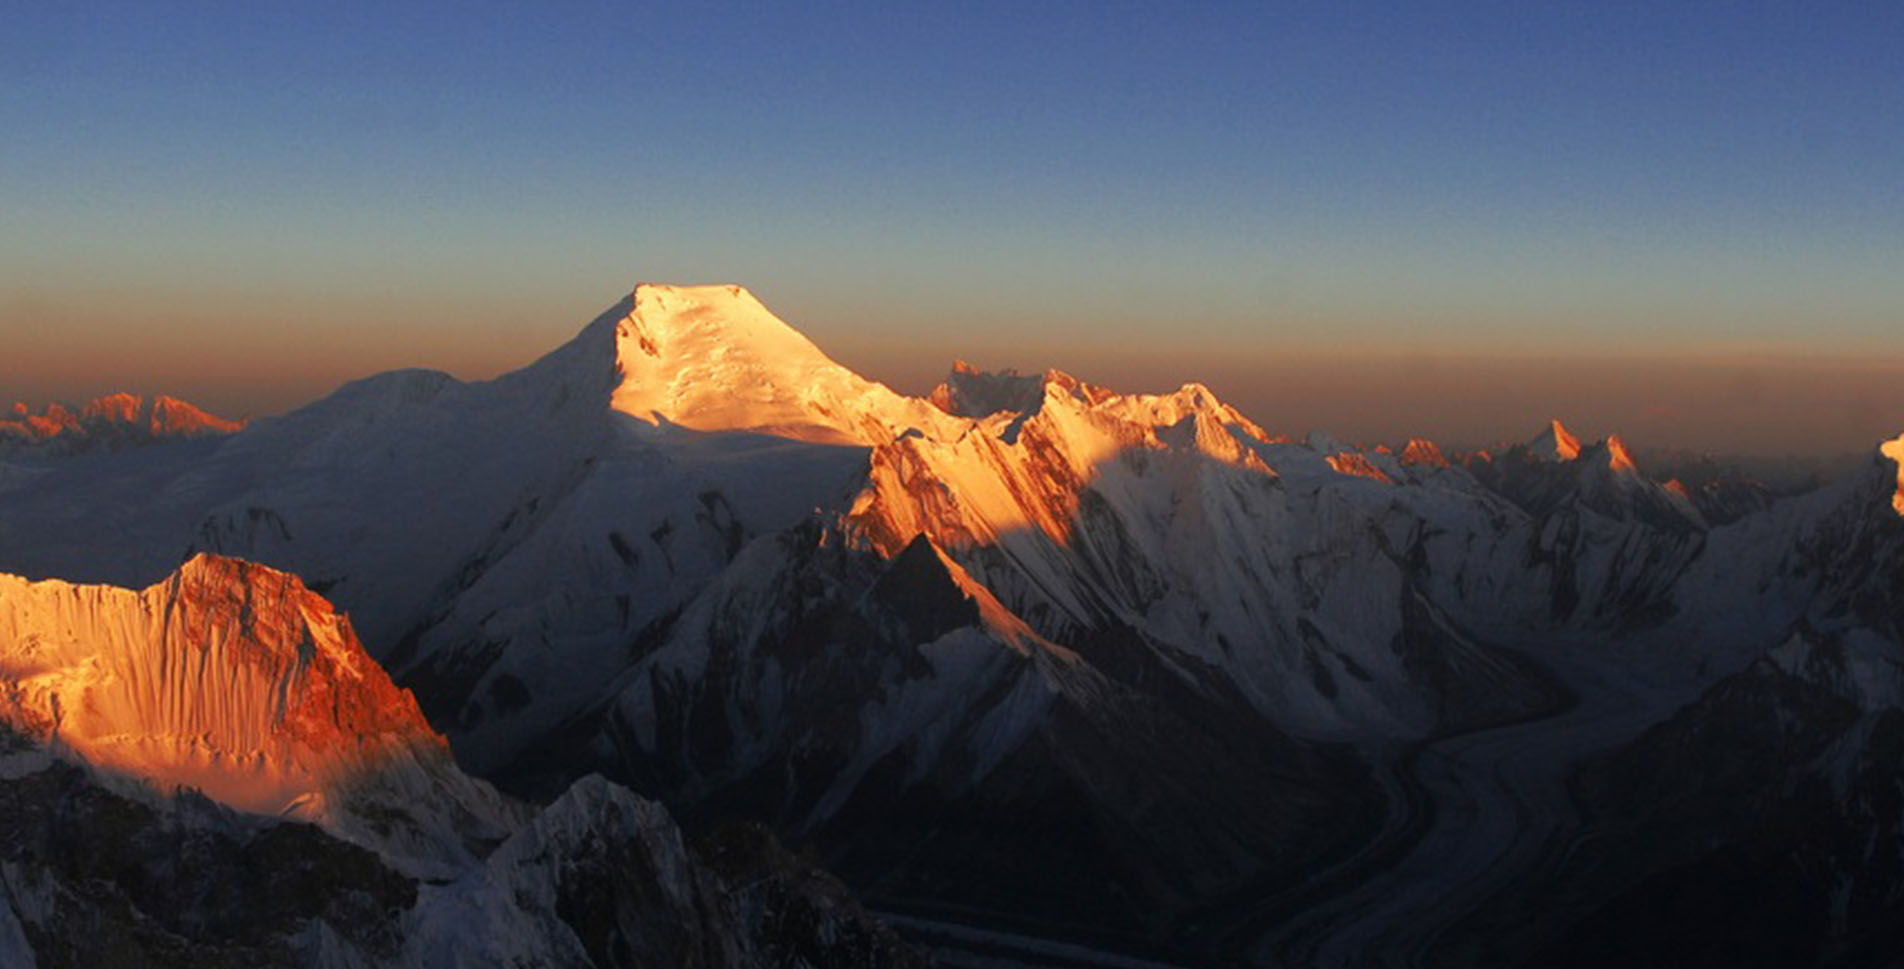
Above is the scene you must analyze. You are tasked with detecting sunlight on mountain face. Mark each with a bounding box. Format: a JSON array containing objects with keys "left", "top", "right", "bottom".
[
  {"left": 607, "top": 283, "right": 961, "bottom": 446},
  {"left": 10, "top": 2, "right": 1902, "bottom": 963},
  {"left": 2, "top": 280, "right": 1903, "bottom": 969},
  {"left": 1325, "top": 452, "right": 1393, "bottom": 483},
  {"left": 1883, "top": 435, "right": 1904, "bottom": 516},
  {"left": 0, "top": 555, "right": 442, "bottom": 816},
  {"left": 600, "top": 282, "right": 1291, "bottom": 554}
]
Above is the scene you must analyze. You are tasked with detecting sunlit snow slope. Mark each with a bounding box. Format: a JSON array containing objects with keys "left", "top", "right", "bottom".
[{"left": 609, "top": 283, "right": 959, "bottom": 444}]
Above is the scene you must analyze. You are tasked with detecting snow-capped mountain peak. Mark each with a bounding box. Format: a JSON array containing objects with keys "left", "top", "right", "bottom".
[
  {"left": 6, "top": 276, "right": 1904, "bottom": 966},
  {"left": 1527, "top": 418, "right": 1582, "bottom": 461},
  {"left": 1604, "top": 434, "right": 1639, "bottom": 474},
  {"left": 607, "top": 282, "right": 955, "bottom": 445},
  {"left": 1567, "top": 432, "right": 1641, "bottom": 477}
]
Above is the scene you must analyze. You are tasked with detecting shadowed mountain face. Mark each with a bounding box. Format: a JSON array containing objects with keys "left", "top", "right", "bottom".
[{"left": 2, "top": 282, "right": 1903, "bottom": 967}]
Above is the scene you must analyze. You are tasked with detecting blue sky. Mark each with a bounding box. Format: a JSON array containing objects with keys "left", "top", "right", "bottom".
[{"left": 4, "top": 2, "right": 1901, "bottom": 453}]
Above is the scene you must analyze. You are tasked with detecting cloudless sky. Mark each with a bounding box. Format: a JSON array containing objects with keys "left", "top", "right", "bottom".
[{"left": 4, "top": 2, "right": 1902, "bottom": 455}]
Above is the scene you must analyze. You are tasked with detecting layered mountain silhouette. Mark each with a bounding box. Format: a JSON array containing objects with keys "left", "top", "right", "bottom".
[{"left": 3, "top": 282, "right": 1902, "bottom": 967}]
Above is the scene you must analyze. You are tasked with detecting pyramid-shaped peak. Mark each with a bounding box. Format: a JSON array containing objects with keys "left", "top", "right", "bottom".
[
  {"left": 605, "top": 282, "right": 956, "bottom": 445},
  {"left": 1527, "top": 419, "right": 1582, "bottom": 461},
  {"left": 1572, "top": 433, "right": 1640, "bottom": 477},
  {"left": 1604, "top": 434, "right": 1639, "bottom": 474}
]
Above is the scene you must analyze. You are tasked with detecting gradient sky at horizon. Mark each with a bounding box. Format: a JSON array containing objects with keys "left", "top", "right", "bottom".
[{"left": 4, "top": 2, "right": 1902, "bottom": 456}]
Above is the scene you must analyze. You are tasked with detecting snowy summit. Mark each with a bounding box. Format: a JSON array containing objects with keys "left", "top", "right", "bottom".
[{"left": 606, "top": 283, "right": 956, "bottom": 445}]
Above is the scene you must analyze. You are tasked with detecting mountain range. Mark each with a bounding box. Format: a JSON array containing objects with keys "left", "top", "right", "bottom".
[
  {"left": 2, "top": 282, "right": 1901, "bottom": 967},
  {"left": 1, "top": 394, "right": 241, "bottom": 454}
]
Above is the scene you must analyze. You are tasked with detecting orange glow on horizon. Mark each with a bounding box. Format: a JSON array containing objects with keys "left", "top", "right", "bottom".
[{"left": 6, "top": 285, "right": 1902, "bottom": 458}]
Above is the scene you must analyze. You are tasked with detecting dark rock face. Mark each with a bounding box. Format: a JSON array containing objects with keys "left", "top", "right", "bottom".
[
  {"left": 526, "top": 524, "right": 1387, "bottom": 949},
  {"left": 0, "top": 739, "right": 413, "bottom": 968},
  {"left": 0, "top": 732, "right": 929, "bottom": 969},
  {"left": 694, "top": 822, "right": 929, "bottom": 969},
  {"left": 1509, "top": 659, "right": 1904, "bottom": 969}
]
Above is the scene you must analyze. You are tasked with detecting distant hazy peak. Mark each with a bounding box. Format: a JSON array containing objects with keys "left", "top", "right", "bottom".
[
  {"left": 1881, "top": 434, "right": 1904, "bottom": 516},
  {"left": 1526, "top": 418, "right": 1582, "bottom": 461},
  {"left": 1604, "top": 434, "right": 1638, "bottom": 474},
  {"left": 83, "top": 391, "right": 142, "bottom": 423},
  {"left": 151, "top": 394, "right": 241, "bottom": 434},
  {"left": 1568, "top": 433, "right": 1642, "bottom": 475},
  {"left": 0, "top": 392, "right": 242, "bottom": 452},
  {"left": 929, "top": 361, "right": 1046, "bottom": 419},
  {"left": 1400, "top": 438, "right": 1451, "bottom": 468}
]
